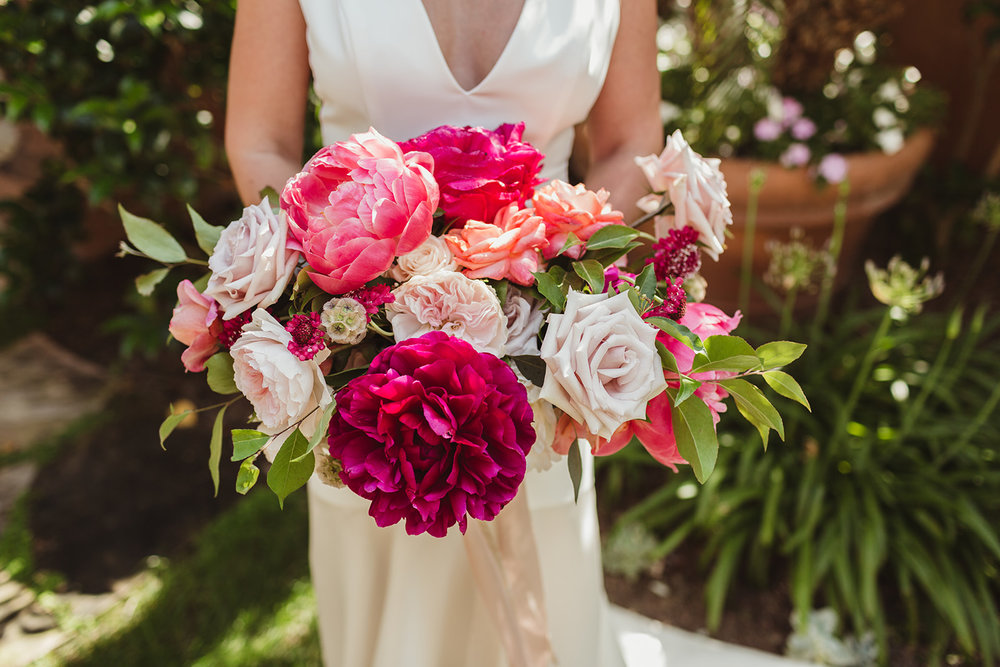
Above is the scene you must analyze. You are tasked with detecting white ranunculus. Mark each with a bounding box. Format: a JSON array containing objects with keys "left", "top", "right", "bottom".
[
  {"left": 503, "top": 287, "right": 546, "bottom": 357},
  {"left": 539, "top": 290, "right": 667, "bottom": 440},
  {"left": 321, "top": 297, "right": 368, "bottom": 345},
  {"left": 204, "top": 197, "right": 300, "bottom": 319},
  {"left": 386, "top": 270, "right": 507, "bottom": 356},
  {"left": 635, "top": 130, "right": 733, "bottom": 260},
  {"left": 230, "top": 309, "right": 331, "bottom": 460},
  {"left": 388, "top": 235, "right": 457, "bottom": 282}
]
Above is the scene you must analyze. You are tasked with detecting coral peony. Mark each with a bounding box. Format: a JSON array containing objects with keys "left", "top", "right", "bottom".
[
  {"left": 328, "top": 332, "right": 535, "bottom": 537},
  {"left": 531, "top": 180, "right": 624, "bottom": 259},
  {"left": 443, "top": 204, "right": 547, "bottom": 286},
  {"left": 169, "top": 279, "right": 222, "bottom": 373},
  {"left": 399, "top": 122, "right": 543, "bottom": 225},
  {"left": 280, "top": 129, "right": 438, "bottom": 295}
]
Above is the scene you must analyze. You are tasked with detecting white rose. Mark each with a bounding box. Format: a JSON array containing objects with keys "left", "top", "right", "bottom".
[
  {"left": 388, "top": 235, "right": 457, "bottom": 282},
  {"left": 386, "top": 270, "right": 507, "bottom": 356},
  {"left": 503, "top": 287, "right": 546, "bottom": 357},
  {"left": 204, "top": 197, "right": 300, "bottom": 320},
  {"left": 539, "top": 290, "right": 667, "bottom": 440},
  {"left": 509, "top": 363, "right": 563, "bottom": 472},
  {"left": 231, "top": 309, "right": 332, "bottom": 460},
  {"left": 635, "top": 130, "right": 732, "bottom": 260},
  {"left": 321, "top": 297, "right": 368, "bottom": 345}
]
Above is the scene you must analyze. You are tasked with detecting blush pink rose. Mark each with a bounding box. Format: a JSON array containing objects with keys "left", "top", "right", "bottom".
[
  {"left": 169, "top": 279, "right": 222, "bottom": 373},
  {"left": 531, "top": 180, "right": 624, "bottom": 259},
  {"left": 399, "top": 122, "right": 544, "bottom": 225},
  {"left": 280, "top": 129, "right": 439, "bottom": 295},
  {"left": 443, "top": 204, "right": 547, "bottom": 286}
]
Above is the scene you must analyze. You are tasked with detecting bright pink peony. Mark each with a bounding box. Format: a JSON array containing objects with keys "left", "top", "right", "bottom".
[
  {"left": 399, "top": 123, "right": 543, "bottom": 225},
  {"left": 169, "top": 279, "right": 222, "bottom": 372},
  {"left": 328, "top": 331, "right": 535, "bottom": 537},
  {"left": 280, "top": 129, "right": 439, "bottom": 295},
  {"left": 532, "top": 180, "right": 624, "bottom": 259},
  {"left": 443, "top": 204, "right": 548, "bottom": 285}
]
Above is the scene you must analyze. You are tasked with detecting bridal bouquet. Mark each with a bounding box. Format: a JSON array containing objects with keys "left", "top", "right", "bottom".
[{"left": 120, "top": 123, "right": 807, "bottom": 538}]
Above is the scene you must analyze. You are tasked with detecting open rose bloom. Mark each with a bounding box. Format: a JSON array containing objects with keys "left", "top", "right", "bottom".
[{"left": 134, "top": 122, "right": 804, "bottom": 532}]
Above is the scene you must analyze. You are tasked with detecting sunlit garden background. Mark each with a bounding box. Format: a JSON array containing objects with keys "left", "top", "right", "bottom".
[{"left": 1, "top": 1, "right": 998, "bottom": 665}]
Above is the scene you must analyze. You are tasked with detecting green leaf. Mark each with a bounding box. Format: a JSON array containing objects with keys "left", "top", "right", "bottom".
[
  {"left": 192, "top": 272, "right": 211, "bottom": 292},
  {"left": 188, "top": 204, "right": 224, "bottom": 256},
  {"left": 205, "top": 353, "right": 239, "bottom": 394},
  {"left": 635, "top": 263, "right": 657, "bottom": 301},
  {"left": 209, "top": 405, "right": 227, "bottom": 497},
  {"left": 719, "top": 378, "right": 785, "bottom": 447},
  {"left": 267, "top": 429, "right": 315, "bottom": 508},
  {"left": 511, "top": 355, "right": 547, "bottom": 386},
  {"left": 492, "top": 279, "right": 509, "bottom": 307},
  {"left": 756, "top": 340, "right": 807, "bottom": 369},
  {"left": 158, "top": 406, "right": 192, "bottom": 450},
  {"left": 690, "top": 335, "right": 761, "bottom": 374},
  {"left": 301, "top": 400, "right": 338, "bottom": 461},
  {"left": 231, "top": 429, "right": 270, "bottom": 461},
  {"left": 572, "top": 259, "right": 606, "bottom": 293},
  {"left": 673, "top": 375, "right": 702, "bottom": 407},
  {"left": 135, "top": 267, "right": 170, "bottom": 296},
  {"left": 259, "top": 186, "right": 280, "bottom": 206},
  {"left": 235, "top": 458, "right": 260, "bottom": 495},
  {"left": 583, "top": 224, "right": 640, "bottom": 250},
  {"left": 672, "top": 394, "right": 718, "bottom": 482},
  {"left": 558, "top": 232, "right": 582, "bottom": 256},
  {"left": 762, "top": 370, "right": 811, "bottom": 411},
  {"left": 532, "top": 270, "right": 566, "bottom": 312},
  {"left": 568, "top": 438, "right": 583, "bottom": 503},
  {"left": 119, "top": 204, "right": 187, "bottom": 263},
  {"left": 646, "top": 317, "right": 705, "bottom": 355},
  {"left": 327, "top": 366, "right": 367, "bottom": 391},
  {"left": 655, "top": 341, "right": 680, "bottom": 374}
]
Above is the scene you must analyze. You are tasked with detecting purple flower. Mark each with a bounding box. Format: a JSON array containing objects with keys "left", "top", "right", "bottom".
[
  {"left": 603, "top": 264, "right": 636, "bottom": 291},
  {"left": 781, "top": 97, "right": 804, "bottom": 125},
  {"left": 790, "top": 118, "right": 817, "bottom": 141},
  {"left": 399, "top": 123, "right": 544, "bottom": 226},
  {"left": 780, "top": 143, "right": 812, "bottom": 168},
  {"left": 754, "top": 118, "right": 783, "bottom": 142},
  {"left": 328, "top": 331, "right": 535, "bottom": 537},
  {"left": 817, "top": 153, "right": 848, "bottom": 184}
]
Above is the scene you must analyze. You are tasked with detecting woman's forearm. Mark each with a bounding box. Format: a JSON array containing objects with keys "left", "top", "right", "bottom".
[{"left": 228, "top": 147, "right": 303, "bottom": 206}]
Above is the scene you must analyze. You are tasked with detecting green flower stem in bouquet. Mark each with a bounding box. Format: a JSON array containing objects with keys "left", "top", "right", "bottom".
[{"left": 738, "top": 168, "right": 766, "bottom": 316}]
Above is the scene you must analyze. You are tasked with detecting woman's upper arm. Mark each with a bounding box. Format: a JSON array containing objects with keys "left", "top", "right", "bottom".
[{"left": 225, "top": 0, "right": 311, "bottom": 203}]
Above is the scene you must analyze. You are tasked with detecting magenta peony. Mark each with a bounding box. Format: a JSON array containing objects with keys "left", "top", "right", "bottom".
[
  {"left": 328, "top": 331, "right": 535, "bottom": 537},
  {"left": 399, "top": 122, "right": 543, "bottom": 225},
  {"left": 280, "top": 129, "right": 439, "bottom": 295}
]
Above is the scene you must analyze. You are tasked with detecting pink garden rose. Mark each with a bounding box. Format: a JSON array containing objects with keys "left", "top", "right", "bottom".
[
  {"left": 169, "top": 279, "right": 222, "bottom": 373},
  {"left": 280, "top": 129, "right": 439, "bottom": 295},
  {"left": 531, "top": 180, "right": 624, "bottom": 259},
  {"left": 328, "top": 331, "right": 535, "bottom": 537},
  {"left": 443, "top": 204, "right": 547, "bottom": 285},
  {"left": 204, "top": 198, "right": 300, "bottom": 320},
  {"left": 399, "top": 122, "right": 543, "bottom": 225},
  {"left": 386, "top": 270, "right": 508, "bottom": 356}
]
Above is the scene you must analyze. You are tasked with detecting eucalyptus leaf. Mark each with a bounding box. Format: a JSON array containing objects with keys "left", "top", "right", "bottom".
[
  {"left": 572, "top": 259, "right": 606, "bottom": 293},
  {"left": 646, "top": 317, "right": 705, "bottom": 354},
  {"left": 235, "top": 458, "right": 260, "bottom": 495},
  {"left": 568, "top": 438, "right": 582, "bottom": 503},
  {"left": 209, "top": 405, "right": 227, "bottom": 497},
  {"left": 231, "top": 429, "right": 270, "bottom": 461},
  {"left": 188, "top": 203, "right": 224, "bottom": 256},
  {"left": 205, "top": 353, "right": 239, "bottom": 395},
  {"left": 119, "top": 204, "right": 187, "bottom": 264},
  {"left": 511, "top": 355, "right": 547, "bottom": 387},
  {"left": 719, "top": 378, "right": 785, "bottom": 446},
  {"left": 135, "top": 267, "right": 170, "bottom": 296},
  {"left": 158, "top": 406, "right": 192, "bottom": 450},
  {"left": 583, "top": 224, "right": 640, "bottom": 250},
  {"left": 267, "top": 429, "right": 315, "bottom": 508},
  {"left": 690, "top": 335, "right": 761, "bottom": 374},
  {"left": 756, "top": 340, "right": 808, "bottom": 369},
  {"left": 672, "top": 394, "right": 718, "bottom": 483},
  {"left": 762, "top": 370, "right": 811, "bottom": 411}
]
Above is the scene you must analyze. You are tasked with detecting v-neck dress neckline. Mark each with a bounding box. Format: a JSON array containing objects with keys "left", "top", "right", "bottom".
[{"left": 413, "top": 0, "right": 531, "bottom": 95}]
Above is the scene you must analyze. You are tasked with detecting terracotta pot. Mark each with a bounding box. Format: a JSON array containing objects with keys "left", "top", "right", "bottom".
[{"left": 698, "top": 128, "right": 935, "bottom": 315}]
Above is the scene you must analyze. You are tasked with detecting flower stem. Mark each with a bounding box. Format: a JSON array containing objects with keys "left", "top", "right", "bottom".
[
  {"left": 934, "top": 378, "right": 1000, "bottom": 468},
  {"left": 952, "top": 224, "right": 999, "bottom": 305},
  {"left": 809, "top": 179, "right": 850, "bottom": 349},
  {"left": 630, "top": 194, "right": 670, "bottom": 229},
  {"left": 779, "top": 284, "right": 798, "bottom": 339},
  {"left": 738, "top": 168, "right": 766, "bottom": 316}
]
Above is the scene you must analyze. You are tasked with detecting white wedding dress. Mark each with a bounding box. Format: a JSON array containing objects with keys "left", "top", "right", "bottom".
[{"left": 299, "top": 1, "right": 631, "bottom": 665}]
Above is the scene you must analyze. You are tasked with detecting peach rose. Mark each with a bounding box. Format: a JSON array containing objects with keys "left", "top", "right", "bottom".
[
  {"left": 443, "top": 204, "right": 547, "bottom": 286},
  {"left": 531, "top": 180, "right": 624, "bottom": 259},
  {"left": 169, "top": 279, "right": 222, "bottom": 373}
]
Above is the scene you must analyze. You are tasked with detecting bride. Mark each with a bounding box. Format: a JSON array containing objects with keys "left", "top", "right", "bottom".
[{"left": 225, "top": 1, "right": 662, "bottom": 665}]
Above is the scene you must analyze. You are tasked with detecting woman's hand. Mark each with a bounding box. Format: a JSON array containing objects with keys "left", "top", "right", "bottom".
[{"left": 225, "top": 0, "right": 311, "bottom": 205}]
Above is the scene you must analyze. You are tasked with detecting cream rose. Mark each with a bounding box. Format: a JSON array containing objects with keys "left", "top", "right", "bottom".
[
  {"left": 205, "top": 197, "right": 301, "bottom": 319},
  {"left": 230, "top": 309, "right": 332, "bottom": 460},
  {"left": 388, "top": 235, "right": 457, "bottom": 282},
  {"left": 386, "top": 270, "right": 507, "bottom": 356},
  {"left": 635, "top": 130, "right": 732, "bottom": 260},
  {"left": 503, "top": 287, "right": 546, "bottom": 357},
  {"left": 539, "top": 290, "right": 667, "bottom": 440}
]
